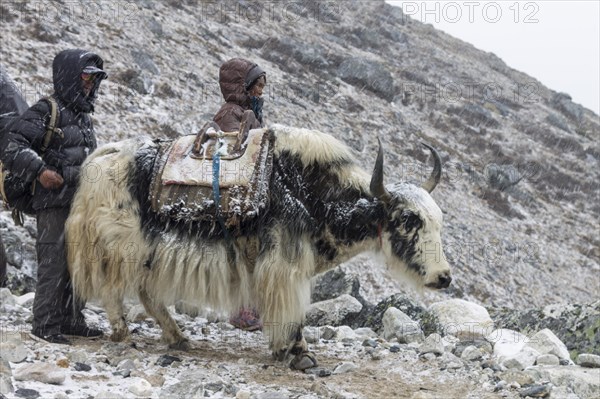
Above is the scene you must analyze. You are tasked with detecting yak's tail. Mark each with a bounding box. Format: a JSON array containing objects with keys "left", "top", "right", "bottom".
[{"left": 66, "top": 138, "right": 151, "bottom": 303}]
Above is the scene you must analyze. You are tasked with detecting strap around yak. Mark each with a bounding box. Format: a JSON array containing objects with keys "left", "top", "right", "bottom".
[{"left": 212, "top": 140, "right": 230, "bottom": 240}]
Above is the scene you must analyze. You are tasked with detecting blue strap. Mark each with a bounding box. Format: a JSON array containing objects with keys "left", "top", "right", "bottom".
[{"left": 212, "top": 147, "right": 229, "bottom": 239}]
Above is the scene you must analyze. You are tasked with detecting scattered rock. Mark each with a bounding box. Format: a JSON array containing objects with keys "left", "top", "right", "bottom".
[
  {"left": 577, "top": 353, "right": 600, "bottom": 368},
  {"left": 519, "top": 384, "right": 552, "bottom": 398},
  {"left": 461, "top": 346, "right": 484, "bottom": 361},
  {"left": 67, "top": 349, "right": 89, "bottom": 365},
  {"left": 126, "top": 305, "right": 148, "bottom": 323},
  {"left": 0, "top": 342, "right": 28, "bottom": 363},
  {"left": 338, "top": 57, "right": 396, "bottom": 101},
  {"left": 14, "top": 388, "right": 40, "bottom": 399},
  {"left": 536, "top": 354, "right": 560, "bottom": 366},
  {"left": 382, "top": 307, "right": 424, "bottom": 343},
  {"left": 0, "top": 375, "right": 14, "bottom": 395},
  {"left": 429, "top": 299, "right": 494, "bottom": 340},
  {"left": 332, "top": 362, "right": 358, "bottom": 374},
  {"left": 311, "top": 267, "right": 365, "bottom": 304},
  {"left": 305, "top": 294, "right": 363, "bottom": 326},
  {"left": 15, "top": 292, "right": 35, "bottom": 308},
  {"left": 419, "top": 333, "right": 445, "bottom": 356},
  {"left": 526, "top": 366, "right": 600, "bottom": 399},
  {"left": 55, "top": 358, "right": 69, "bottom": 368},
  {"left": 305, "top": 367, "right": 332, "bottom": 377},
  {"left": 524, "top": 328, "right": 572, "bottom": 363},
  {"left": 362, "top": 339, "right": 378, "bottom": 348},
  {"left": 335, "top": 325, "right": 356, "bottom": 341},
  {"left": 95, "top": 391, "right": 125, "bottom": 399},
  {"left": 389, "top": 344, "right": 401, "bottom": 353},
  {"left": 14, "top": 363, "right": 66, "bottom": 385},
  {"left": 0, "top": 288, "right": 16, "bottom": 307},
  {"left": 302, "top": 326, "right": 320, "bottom": 343},
  {"left": 320, "top": 326, "right": 337, "bottom": 340},
  {"left": 74, "top": 362, "right": 92, "bottom": 372},
  {"left": 156, "top": 354, "right": 182, "bottom": 367},
  {"left": 499, "top": 371, "right": 534, "bottom": 387},
  {"left": 502, "top": 346, "right": 540, "bottom": 370},
  {"left": 128, "top": 379, "right": 153, "bottom": 397},
  {"left": 354, "top": 327, "right": 378, "bottom": 340}
]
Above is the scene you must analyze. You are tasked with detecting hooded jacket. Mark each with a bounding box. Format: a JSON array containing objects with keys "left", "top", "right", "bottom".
[
  {"left": 213, "top": 58, "right": 265, "bottom": 132},
  {"left": 3, "top": 49, "right": 106, "bottom": 210},
  {"left": 0, "top": 65, "right": 29, "bottom": 133}
]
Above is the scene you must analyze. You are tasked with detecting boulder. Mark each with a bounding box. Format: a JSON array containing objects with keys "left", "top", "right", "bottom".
[
  {"left": 577, "top": 353, "right": 600, "bottom": 368},
  {"left": 337, "top": 57, "right": 395, "bottom": 101},
  {"left": 305, "top": 294, "right": 362, "bottom": 326},
  {"left": 382, "top": 307, "right": 424, "bottom": 343},
  {"left": 526, "top": 366, "right": 600, "bottom": 399},
  {"left": 429, "top": 299, "right": 494, "bottom": 340},
  {"left": 419, "top": 333, "right": 445, "bottom": 356},
  {"left": 524, "top": 328, "right": 572, "bottom": 363},
  {"left": 14, "top": 362, "right": 66, "bottom": 385}
]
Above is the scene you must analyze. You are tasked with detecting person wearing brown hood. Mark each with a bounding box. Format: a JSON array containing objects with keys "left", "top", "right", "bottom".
[
  {"left": 213, "top": 58, "right": 266, "bottom": 331},
  {"left": 213, "top": 58, "right": 266, "bottom": 132},
  {"left": 4, "top": 49, "right": 107, "bottom": 344}
]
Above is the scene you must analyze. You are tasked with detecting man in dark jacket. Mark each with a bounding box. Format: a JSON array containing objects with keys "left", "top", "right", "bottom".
[
  {"left": 0, "top": 65, "right": 30, "bottom": 287},
  {"left": 4, "top": 49, "right": 107, "bottom": 344},
  {"left": 213, "top": 58, "right": 266, "bottom": 132}
]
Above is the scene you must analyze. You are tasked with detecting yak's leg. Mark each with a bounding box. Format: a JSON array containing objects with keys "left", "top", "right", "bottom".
[
  {"left": 284, "top": 324, "right": 318, "bottom": 371},
  {"left": 255, "top": 239, "right": 317, "bottom": 369},
  {"left": 103, "top": 290, "right": 129, "bottom": 342},
  {"left": 138, "top": 286, "right": 190, "bottom": 351}
]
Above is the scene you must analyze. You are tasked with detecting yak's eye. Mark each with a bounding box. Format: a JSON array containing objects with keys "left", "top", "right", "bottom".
[{"left": 400, "top": 212, "right": 422, "bottom": 231}]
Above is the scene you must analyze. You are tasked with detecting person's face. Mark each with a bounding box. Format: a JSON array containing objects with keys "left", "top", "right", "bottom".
[
  {"left": 81, "top": 72, "right": 98, "bottom": 96},
  {"left": 248, "top": 76, "right": 266, "bottom": 97}
]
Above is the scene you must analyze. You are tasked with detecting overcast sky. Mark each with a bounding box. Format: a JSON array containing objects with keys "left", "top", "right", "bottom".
[{"left": 386, "top": 1, "right": 600, "bottom": 114}]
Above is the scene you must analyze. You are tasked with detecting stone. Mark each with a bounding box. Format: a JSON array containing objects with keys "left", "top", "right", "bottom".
[
  {"left": 332, "top": 362, "right": 358, "bottom": 374},
  {"left": 14, "top": 363, "right": 66, "bottom": 385},
  {"left": 390, "top": 344, "right": 401, "bottom": 353},
  {"left": 56, "top": 358, "right": 69, "bottom": 368},
  {"left": 0, "top": 342, "right": 27, "bottom": 363},
  {"left": 320, "top": 326, "right": 337, "bottom": 340},
  {"left": 335, "top": 325, "right": 356, "bottom": 341},
  {"left": 536, "top": 354, "right": 560, "bottom": 366},
  {"left": 145, "top": 374, "right": 166, "bottom": 387},
  {"left": 0, "top": 288, "right": 16, "bottom": 307},
  {"left": 74, "top": 362, "right": 92, "bottom": 372},
  {"left": 302, "top": 326, "right": 320, "bottom": 343},
  {"left": 486, "top": 329, "right": 528, "bottom": 358},
  {"left": 354, "top": 327, "right": 378, "bottom": 340},
  {"left": 526, "top": 366, "right": 600, "bottom": 399},
  {"left": 0, "top": 375, "right": 14, "bottom": 395},
  {"left": 577, "top": 353, "right": 600, "bottom": 368},
  {"left": 236, "top": 390, "right": 252, "bottom": 399},
  {"left": 524, "top": 328, "right": 572, "bottom": 363},
  {"left": 131, "top": 50, "right": 160, "bottom": 75},
  {"left": 338, "top": 57, "right": 395, "bottom": 101},
  {"left": 429, "top": 299, "right": 494, "bottom": 340},
  {"left": 67, "top": 349, "right": 89, "bottom": 364},
  {"left": 499, "top": 371, "right": 535, "bottom": 387},
  {"left": 305, "top": 294, "right": 363, "bottom": 326},
  {"left": 382, "top": 307, "right": 424, "bottom": 344},
  {"left": 453, "top": 338, "right": 492, "bottom": 357},
  {"left": 129, "top": 379, "right": 153, "bottom": 397},
  {"left": 126, "top": 305, "right": 148, "bottom": 323},
  {"left": 419, "top": 333, "right": 445, "bottom": 356},
  {"left": 461, "top": 346, "right": 484, "bottom": 361},
  {"left": 117, "top": 358, "right": 136, "bottom": 372},
  {"left": 156, "top": 354, "right": 182, "bottom": 367},
  {"left": 0, "top": 357, "right": 11, "bottom": 376},
  {"left": 519, "top": 384, "right": 552, "bottom": 398},
  {"left": 305, "top": 367, "right": 332, "bottom": 377},
  {"left": 95, "top": 391, "right": 125, "bottom": 399},
  {"left": 15, "top": 292, "right": 35, "bottom": 308},
  {"left": 311, "top": 267, "right": 364, "bottom": 303},
  {"left": 14, "top": 388, "right": 40, "bottom": 399},
  {"left": 502, "top": 346, "right": 540, "bottom": 370},
  {"left": 363, "top": 339, "right": 378, "bottom": 348}
]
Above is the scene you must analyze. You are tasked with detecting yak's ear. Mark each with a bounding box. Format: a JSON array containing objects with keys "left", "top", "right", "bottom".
[{"left": 370, "top": 138, "right": 391, "bottom": 202}]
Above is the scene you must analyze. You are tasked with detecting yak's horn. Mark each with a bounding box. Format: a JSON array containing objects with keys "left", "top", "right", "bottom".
[
  {"left": 420, "top": 142, "right": 442, "bottom": 193},
  {"left": 370, "top": 138, "right": 391, "bottom": 201}
]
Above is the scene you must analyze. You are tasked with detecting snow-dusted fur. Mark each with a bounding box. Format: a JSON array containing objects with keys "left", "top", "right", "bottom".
[{"left": 66, "top": 125, "right": 451, "bottom": 361}]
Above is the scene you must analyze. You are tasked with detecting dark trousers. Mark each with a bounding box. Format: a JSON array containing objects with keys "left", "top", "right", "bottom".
[
  {"left": 32, "top": 207, "right": 84, "bottom": 335},
  {"left": 0, "top": 235, "right": 6, "bottom": 287}
]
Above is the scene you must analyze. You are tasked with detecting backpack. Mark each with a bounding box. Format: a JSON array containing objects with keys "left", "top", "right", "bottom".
[{"left": 0, "top": 97, "right": 62, "bottom": 225}]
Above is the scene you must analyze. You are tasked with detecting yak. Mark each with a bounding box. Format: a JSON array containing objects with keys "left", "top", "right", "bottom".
[{"left": 65, "top": 124, "right": 451, "bottom": 369}]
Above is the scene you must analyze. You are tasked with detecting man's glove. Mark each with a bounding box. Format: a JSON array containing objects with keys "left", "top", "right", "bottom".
[{"left": 38, "top": 168, "right": 64, "bottom": 190}]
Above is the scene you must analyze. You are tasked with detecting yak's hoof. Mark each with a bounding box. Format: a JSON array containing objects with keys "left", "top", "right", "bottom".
[
  {"left": 290, "top": 351, "right": 318, "bottom": 371},
  {"left": 168, "top": 339, "right": 191, "bottom": 351},
  {"left": 110, "top": 329, "right": 129, "bottom": 342}
]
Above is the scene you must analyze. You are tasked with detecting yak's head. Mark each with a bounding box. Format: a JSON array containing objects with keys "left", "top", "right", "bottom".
[{"left": 370, "top": 140, "right": 452, "bottom": 289}]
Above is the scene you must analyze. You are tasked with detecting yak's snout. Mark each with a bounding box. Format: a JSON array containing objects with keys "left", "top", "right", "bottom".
[{"left": 426, "top": 271, "right": 452, "bottom": 289}]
